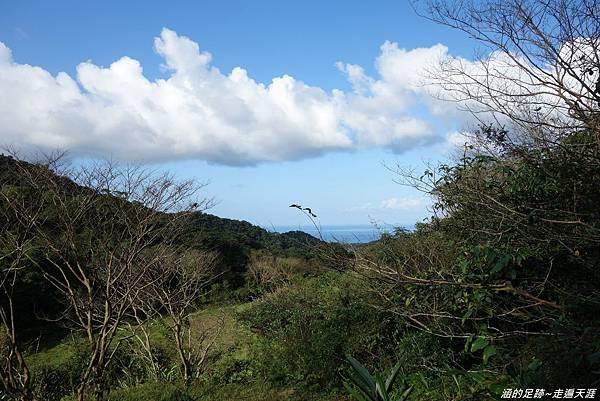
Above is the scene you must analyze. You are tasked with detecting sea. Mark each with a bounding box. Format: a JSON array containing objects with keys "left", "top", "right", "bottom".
[{"left": 269, "top": 224, "right": 413, "bottom": 244}]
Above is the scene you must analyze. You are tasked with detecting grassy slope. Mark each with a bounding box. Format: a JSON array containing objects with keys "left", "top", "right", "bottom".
[{"left": 26, "top": 302, "right": 348, "bottom": 401}]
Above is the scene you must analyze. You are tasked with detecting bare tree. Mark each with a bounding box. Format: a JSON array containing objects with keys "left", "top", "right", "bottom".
[
  {"left": 130, "top": 248, "right": 222, "bottom": 385},
  {"left": 351, "top": 0, "right": 600, "bottom": 343},
  {"left": 402, "top": 0, "right": 600, "bottom": 248},
  {"left": 3, "top": 156, "right": 213, "bottom": 401},
  {"left": 0, "top": 190, "right": 37, "bottom": 400},
  {"left": 0, "top": 153, "right": 67, "bottom": 401},
  {"left": 413, "top": 0, "right": 600, "bottom": 149}
]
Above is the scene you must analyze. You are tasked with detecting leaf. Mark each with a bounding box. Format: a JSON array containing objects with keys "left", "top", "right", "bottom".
[
  {"left": 464, "top": 336, "right": 474, "bottom": 353},
  {"left": 490, "top": 254, "right": 511, "bottom": 274},
  {"left": 398, "top": 386, "right": 413, "bottom": 401},
  {"left": 461, "top": 309, "right": 473, "bottom": 325},
  {"left": 470, "top": 337, "right": 489, "bottom": 353},
  {"left": 375, "top": 374, "right": 389, "bottom": 401},
  {"left": 489, "top": 383, "right": 505, "bottom": 395},
  {"left": 483, "top": 345, "right": 497, "bottom": 364},
  {"left": 448, "top": 368, "right": 466, "bottom": 376},
  {"left": 469, "top": 371, "right": 485, "bottom": 383},
  {"left": 347, "top": 355, "right": 377, "bottom": 400},
  {"left": 347, "top": 355, "right": 376, "bottom": 390},
  {"left": 344, "top": 382, "right": 369, "bottom": 401},
  {"left": 349, "top": 372, "right": 375, "bottom": 400},
  {"left": 385, "top": 361, "right": 402, "bottom": 393}
]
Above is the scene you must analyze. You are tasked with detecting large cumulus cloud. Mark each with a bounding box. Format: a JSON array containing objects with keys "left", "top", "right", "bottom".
[{"left": 0, "top": 28, "right": 454, "bottom": 165}]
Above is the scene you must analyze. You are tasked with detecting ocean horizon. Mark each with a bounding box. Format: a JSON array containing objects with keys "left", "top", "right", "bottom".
[{"left": 268, "top": 223, "right": 414, "bottom": 244}]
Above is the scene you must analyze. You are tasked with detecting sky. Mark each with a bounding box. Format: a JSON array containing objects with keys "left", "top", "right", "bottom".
[{"left": 0, "top": 0, "right": 480, "bottom": 227}]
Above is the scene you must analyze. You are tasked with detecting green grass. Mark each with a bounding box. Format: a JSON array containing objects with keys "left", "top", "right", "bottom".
[
  {"left": 106, "top": 381, "right": 348, "bottom": 401},
  {"left": 26, "top": 335, "right": 82, "bottom": 368},
  {"left": 24, "top": 301, "right": 347, "bottom": 401},
  {"left": 24, "top": 303, "right": 252, "bottom": 366}
]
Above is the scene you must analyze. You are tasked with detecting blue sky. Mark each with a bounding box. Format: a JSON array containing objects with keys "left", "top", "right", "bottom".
[{"left": 0, "top": 0, "right": 478, "bottom": 227}]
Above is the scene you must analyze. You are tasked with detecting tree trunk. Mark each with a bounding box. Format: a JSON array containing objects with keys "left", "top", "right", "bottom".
[
  {"left": 76, "top": 385, "right": 86, "bottom": 401},
  {"left": 174, "top": 323, "right": 190, "bottom": 384}
]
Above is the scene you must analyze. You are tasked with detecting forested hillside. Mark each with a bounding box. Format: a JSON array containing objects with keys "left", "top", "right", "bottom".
[
  {"left": 2, "top": 0, "right": 600, "bottom": 400},
  {"left": 0, "top": 153, "right": 323, "bottom": 326}
]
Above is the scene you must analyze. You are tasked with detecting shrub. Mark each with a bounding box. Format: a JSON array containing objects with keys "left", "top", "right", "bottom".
[
  {"left": 28, "top": 340, "right": 89, "bottom": 401},
  {"left": 240, "top": 272, "right": 399, "bottom": 390}
]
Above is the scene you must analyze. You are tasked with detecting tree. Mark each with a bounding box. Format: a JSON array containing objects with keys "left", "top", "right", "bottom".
[
  {"left": 403, "top": 0, "right": 600, "bottom": 255},
  {"left": 355, "top": 0, "right": 600, "bottom": 389},
  {"left": 129, "top": 248, "right": 222, "bottom": 384},
  {"left": 0, "top": 154, "right": 52, "bottom": 401},
  {"left": 3, "top": 156, "right": 213, "bottom": 401},
  {"left": 414, "top": 0, "right": 600, "bottom": 139}
]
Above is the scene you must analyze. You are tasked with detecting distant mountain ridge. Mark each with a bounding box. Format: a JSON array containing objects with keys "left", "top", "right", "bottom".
[
  {"left": 0, "top": 152, "right": 323, "bottom": 268},
  {"left": 0, "top": 153, "right": 326, "bottom": 336},
  {"left": 187, "top": 211, "right": 323, "bottom": 256}
]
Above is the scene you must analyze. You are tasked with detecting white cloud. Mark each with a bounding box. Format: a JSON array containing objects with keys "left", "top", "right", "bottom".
[
  {"left": 334, "top": 42, "right": 449, "bottom": 152},
  {"left": 380, "top": 197, "right": 426, "bottom": 210},
  {"left": 445, "top": 131, "right": 473, "bottom": 148},
  {"left": 0, "top": 29, "right": 468, "bottom": 165},
  {"left": 346, "top": 196, "right": 427, "bottom": 212}
]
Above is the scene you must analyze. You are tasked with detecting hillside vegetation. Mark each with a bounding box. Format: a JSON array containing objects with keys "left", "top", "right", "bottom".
[
  {"left": 2, "top": 121, "right": 600, "bottom": 400},
  {"left": 3, "top": 0, "right": 600, "bottom": 400}
]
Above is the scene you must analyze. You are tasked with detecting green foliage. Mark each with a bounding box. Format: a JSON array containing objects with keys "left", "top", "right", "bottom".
[
  {"left": 24, "top": 338, "right": 152, "bottom": 401},
  {"left": 62, "top": 380, "right": 332, "bottom": 401},
  {"left": 184, "top": 213, "right": 323, "bottom": 286},
  {"left": 240, "top": 272, "right": 394, "bottom": 390},
  {"left": 4, "top": 119, "right": 600, "bottom": 400},
  {"left": 433, "top": 127, "right": 600, "bottom": 259},
  {"left": 0, "top": 154, "right": 325, "bottom": 337},
  {"left": 26, "top": 340, "right": 89, "bottom": 401},
  {"left": 348, "top": 124, "right": 600, "bottom": 395},
  {"left": 344, "top": 356, "right": 411, "bottom": 401},
  {"left": 209, "top": 354, "right": 256, "bottom": 384}
]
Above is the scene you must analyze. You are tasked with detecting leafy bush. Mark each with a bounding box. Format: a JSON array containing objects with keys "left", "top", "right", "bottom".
[
  {"left": 27, "top": 340, "right": 89, "bottom": 401},
  {"left": 209, "top": 353, "right": 257, "bottom": 384},
  {"left": 26, "top": 338, "right": 152, "bottom": 401},
  {"left": 356, "top": 125, "right": 600, "bottom": 393},
  {"left": 344, "top": 356, "right": 411, "bottom": 401},
  {"left": 240, "top": 272, "right": 399, "bottom": 390}
]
